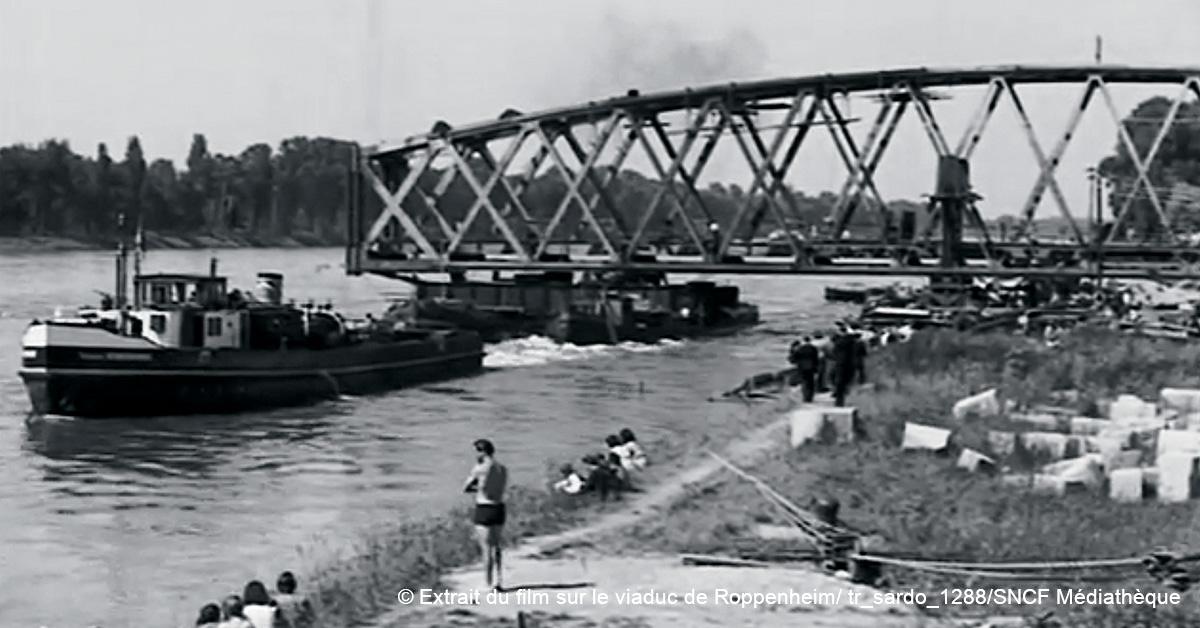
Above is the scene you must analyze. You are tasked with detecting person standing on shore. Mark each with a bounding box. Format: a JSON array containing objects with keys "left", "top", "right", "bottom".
[
  {"left": 831, "top": 329, "right": 858, "bottom": 407},
  {"left": 789, "top": 336, "right": 820, "bottom": 402},
  {"left": 813, "top": 333, "right": 832, "bottom": 393},
  {"left": 852, "top": 332, "right": 868, "bottom": 384},
  {"left": 463, "top": 438, "right": 508, "bottom": 591}
]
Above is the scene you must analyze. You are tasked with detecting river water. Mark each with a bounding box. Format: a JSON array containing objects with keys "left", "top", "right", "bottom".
[{"left": 0, "top": 247, "right": 888, "bottom": 627}]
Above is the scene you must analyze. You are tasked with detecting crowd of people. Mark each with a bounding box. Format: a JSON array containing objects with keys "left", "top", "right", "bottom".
[
  {"left": 787, "top": 323, "right": 870, "bottom": 406},
  {"left": 553, "top": 428, "right": 650, "bottom": 501},
  {"left": 194, "top": 572, "right": 312, "bottom": 628}
]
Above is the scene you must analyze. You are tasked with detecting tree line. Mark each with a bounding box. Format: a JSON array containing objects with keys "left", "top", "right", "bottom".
[{"left": 0, "top": 134, "right": 356, "bottom": 243}]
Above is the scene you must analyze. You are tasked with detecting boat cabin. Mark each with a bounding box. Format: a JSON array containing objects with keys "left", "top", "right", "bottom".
[{"left": 128, "top": 273, "right": 248, "bottom": 350}]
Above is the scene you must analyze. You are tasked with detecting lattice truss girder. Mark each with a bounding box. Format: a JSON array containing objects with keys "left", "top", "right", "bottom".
[{"left": 360, "top": 72, "right": 1200, "bottom": 263}]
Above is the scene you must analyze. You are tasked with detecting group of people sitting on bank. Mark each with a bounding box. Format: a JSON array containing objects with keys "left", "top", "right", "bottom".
[
  {"left": 194, "top": 571, "right": 312, "bottom": 628},
  {"left": 553, "top": 428, "right": 650, "bottom": 501},
  {"left": 788, "top": 323, "right": 869, "bottom": 407}
]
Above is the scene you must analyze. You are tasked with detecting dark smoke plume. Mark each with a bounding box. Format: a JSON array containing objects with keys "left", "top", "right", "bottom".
[{"left": 579, "top": 13, "right": 768, "bottom": 97}]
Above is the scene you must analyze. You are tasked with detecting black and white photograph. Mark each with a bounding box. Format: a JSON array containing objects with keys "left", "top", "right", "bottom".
[{"left": 3, "top": 1, "right": 1200, "bottom": 626}]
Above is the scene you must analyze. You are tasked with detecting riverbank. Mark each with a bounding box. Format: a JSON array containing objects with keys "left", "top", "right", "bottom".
[
  {"left": 577, "top": 329, "right": 1200, "bottom": 627},
  {"left": 0, "top": 231, "right": 343, "bottom": 254},
  {"left": 289, "top": 329, "right": 1200, "bottom": 627},
  {"left": 296, "top": 386, "right": 803, "bottom": 628}
]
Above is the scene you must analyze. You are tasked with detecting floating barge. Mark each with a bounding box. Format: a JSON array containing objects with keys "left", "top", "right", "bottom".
[
  {"left": 20, "top": 267, "right": 484, "bottom": 417},
  {"left": 402, "top": 272, "right": 759, "bottom": 345}
]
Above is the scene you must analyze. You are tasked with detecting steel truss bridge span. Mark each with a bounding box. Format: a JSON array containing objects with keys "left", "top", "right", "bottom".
[{"left": 347, "top": 64, "right": 1200, "bottom": 279}]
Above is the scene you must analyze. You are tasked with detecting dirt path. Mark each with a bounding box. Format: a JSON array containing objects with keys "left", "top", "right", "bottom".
[{"left": 368, "top": 392, "right": 984, "bottom": 627}]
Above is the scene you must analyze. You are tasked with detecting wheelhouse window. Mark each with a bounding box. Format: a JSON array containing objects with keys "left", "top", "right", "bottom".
[
  {"left": 206, "top": 317, "right": 223, "bottom": 337},
  {"left": 150, "top": 314, "right": 167, "bottom": 333},
  {"left": 151, "top": 285, "right": 170, "bottom": 305}
]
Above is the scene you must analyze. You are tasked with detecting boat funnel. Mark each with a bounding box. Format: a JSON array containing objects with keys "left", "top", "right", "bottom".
[{"left": 256, "top": 272, "right": 284, "bottom": 305}]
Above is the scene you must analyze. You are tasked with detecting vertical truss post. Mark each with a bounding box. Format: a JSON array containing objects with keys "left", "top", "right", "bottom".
[
  {"left": 1007, "top": 78, "right": 1091, "bottom": 245},
  {"left": 533, "top": 123, "right": 621, "bottom": 259},
  {"left": 628, "top": 102, "right": 715, "bottom": 256},
  {"left": 1100, "top": 78, "right": 1198, "bottom": 244},
  {"left": 445, "top": 130, "right": 531, "bottom": 253},
  {"left": 363, "top": 152, "right": 439, "bottom": 259},
  {"left": 535, "top": 112, "right": 622, "bottom": 257},
  {"left": 717, "top": 95, "right": 810, "bottom": 258},
  {"left": 346, "top": 142, "right": 363, "bottom": 274},
  {"left": 909, "top": 84, "right": 995, "bottom": 256}
]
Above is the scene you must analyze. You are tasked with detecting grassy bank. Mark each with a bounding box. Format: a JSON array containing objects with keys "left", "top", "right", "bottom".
[
  {"left": 590, "top": 329, "right": 1200, "bottom": 627},
  {"left": 297, "top": 394, "right": 795, "bottom": 628}
]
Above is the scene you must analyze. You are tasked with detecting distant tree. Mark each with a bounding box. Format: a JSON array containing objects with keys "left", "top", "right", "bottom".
[
  {"left": 181, "top": 133, "right": 214, "bottom": 229},
  {"left": 92, "top": 142, "right": 116, "bottom": 234},
  {"left": 122, "top": 136, "right": 147, "bottom": 234},
  {"left": 1099, "top": 96, "right": 1200, "bottom": 239}
]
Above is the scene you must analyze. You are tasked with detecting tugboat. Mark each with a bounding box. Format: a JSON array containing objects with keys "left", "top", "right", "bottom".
[
  {"left": 407, "top": 269, "right": 759, "bottom": 345},
  {"left": 19, "top": 255, "right": 484, "bottom": 417}
]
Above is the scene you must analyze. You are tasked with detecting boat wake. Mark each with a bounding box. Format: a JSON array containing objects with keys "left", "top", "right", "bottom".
[{"left": 483, "top": 335, "right": 683, "bottom": 368}]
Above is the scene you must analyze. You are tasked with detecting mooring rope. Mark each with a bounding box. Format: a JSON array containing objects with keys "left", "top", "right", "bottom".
[
  {"left": 854, "top": 553, "right": 1146, "bottom": 571},
  {"left": 706, "top": 450, "right": 1197, "bottom": 591}
]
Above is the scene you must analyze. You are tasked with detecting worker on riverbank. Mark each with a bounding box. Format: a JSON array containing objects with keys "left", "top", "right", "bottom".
[
  {"left": 788, "top": 336, "right": 820, "bottom": 402},
  {"left": 830, "top": 328, "right": 859, "bottom": 407},
  {"left": 853, "top": 332, "right": 868, "bottom": 384},
  {"left": 463, "top": 438, "right": 508, "bottom": 591},
  {"left": 813, "top": 333, "right": 832, "bottom": 393}
]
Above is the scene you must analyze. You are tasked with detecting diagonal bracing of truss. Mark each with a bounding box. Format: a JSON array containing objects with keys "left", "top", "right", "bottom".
[
  {"left": 1102, "top": 77, "right": 1200, "bottom": 245},
  {"left": 648, "top": 114, "right": 721, "bottom": 228},
  {"left": 532, "top": 118, "right": 642, "bottom": 259},
  {"left": 444, "top": 133, "right": 532, "bottom": 259},
  {"left": 444, "top": 131, "right": 532, "bottom": 255},
  {"left": 826, "top": 88, "right": 908, "bottom": 238},
  {"left": 534, "top": 124, "right": 643, "bottom": 259},
  {"left": 363, "top": 150, "right": 439, "bottom": 259},
  {"left": 534, "top": 112, "right": 624, "bottom": 259},
  {"left": 736, "top": 106, "right": 814, "bottom": 252},
  {"left": 1007, "top": 78, "right": 1091, "bottom": 245},
  {"left": 626, "top": 101, "right": 716, "bottom": 257},
  {"left": 717, "top": 92, "right": 817, "bottom": 258}
]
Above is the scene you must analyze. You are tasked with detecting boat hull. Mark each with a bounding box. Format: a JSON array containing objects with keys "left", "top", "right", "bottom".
[
  {"left": 548, "top": 306, "right": 760, "bottom": 345},
  {"left": 413, "top": 279, "right": 761, "bottom": 345},
  {"left": 20, "top": 329, "right": 485, "bottom": 417}
]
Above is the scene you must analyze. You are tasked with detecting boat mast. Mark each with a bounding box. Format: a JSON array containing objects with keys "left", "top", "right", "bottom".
[
  {"left": 115, "top": 211, "right": 129, "bottom": 308},
  {"left": 133, "top": 211, "right": 145, "bottom": 308}
]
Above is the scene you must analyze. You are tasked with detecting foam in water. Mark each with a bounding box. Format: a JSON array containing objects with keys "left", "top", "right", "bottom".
[{"left": 483, "top": 335, "right": 683, "bottom": 368}]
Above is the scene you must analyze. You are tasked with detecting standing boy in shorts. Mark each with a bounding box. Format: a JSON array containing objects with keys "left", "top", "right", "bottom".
[{"left": 464, "top": 438, "right": 508, "bottom": 590}]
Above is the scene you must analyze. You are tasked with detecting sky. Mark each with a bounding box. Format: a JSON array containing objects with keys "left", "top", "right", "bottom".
[{"left": 2, "top": 0, "right": 1199, "bottom": 220}]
